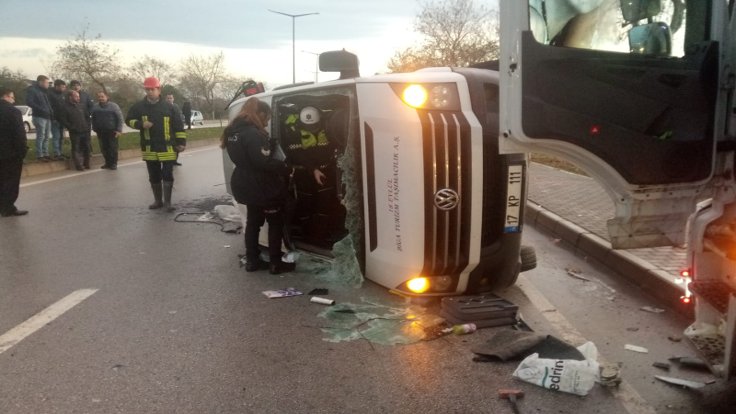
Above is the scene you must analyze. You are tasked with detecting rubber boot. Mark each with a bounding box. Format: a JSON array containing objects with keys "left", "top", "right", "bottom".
[
  {"left": 149, "top": 183, "right": 163, "bottom": 209},
  {"left": 162, "top": 181, "right": 175, "bottom": 212}
]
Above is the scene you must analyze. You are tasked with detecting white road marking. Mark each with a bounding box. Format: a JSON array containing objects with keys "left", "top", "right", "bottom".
[
  {"left": 516, "top": 275, "right": 657, "bottom": 414},
  {"left": 0, "top": 289, "right": 98, "bottom": 354},
  {"left": 20, "top": 146, "right": 219, "bottom": 188}
]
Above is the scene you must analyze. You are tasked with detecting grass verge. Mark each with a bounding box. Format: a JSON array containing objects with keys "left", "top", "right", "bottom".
[{"left": 25, "top": 126, "right": 225, "bottom": 163}]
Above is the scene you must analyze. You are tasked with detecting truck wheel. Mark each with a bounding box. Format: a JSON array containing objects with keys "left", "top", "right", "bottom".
[{"left": 520, "top": 245, "right": 537, "bottom": 272}]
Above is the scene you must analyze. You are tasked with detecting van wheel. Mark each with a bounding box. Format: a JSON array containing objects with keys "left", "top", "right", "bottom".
[
  {"left": 520, "top": 245, "right": 537, "bottom": 272},
  {"left": 24, "top": 122, "right": 31, "bottom": 133}
]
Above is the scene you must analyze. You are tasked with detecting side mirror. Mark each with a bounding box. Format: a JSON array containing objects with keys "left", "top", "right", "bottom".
[
  {"left": 319, "top": 50, "right": 360, "bottom": 79},
  {"left": 620, "top": 0, "right": 661, "bottom": 22},
  {"left": 628, "top": 22, "right": 672, "bottom": 55}
]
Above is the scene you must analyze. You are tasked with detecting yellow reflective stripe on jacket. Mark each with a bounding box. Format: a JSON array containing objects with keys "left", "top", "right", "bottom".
[
  {"left": 175, "top": 131, "right": 186, "bottom": 139},
  {"left": 128, "top": 119, "right": 138, "bottom": 128},
  {"left": 164, "top": 116, "right": 170, "bottom": 141},
  {"left": 300, "top": 130, "right": 328, "bottom": 149},
  {"left": 142, "top": 115, "right": 150, "bottom": 141}
]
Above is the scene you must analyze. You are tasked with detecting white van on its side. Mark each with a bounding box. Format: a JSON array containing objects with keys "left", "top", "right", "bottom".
[{"left": 223, "top": 51, "right": 535, "bottom": 296}]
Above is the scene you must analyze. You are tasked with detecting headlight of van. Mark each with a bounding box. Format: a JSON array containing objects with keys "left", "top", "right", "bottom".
[
  {"left": 400, "top": 275, "right": 456, "bottom": 294},
  {"left": 392, "top": 83, "right": 460, "bottom": 111}
]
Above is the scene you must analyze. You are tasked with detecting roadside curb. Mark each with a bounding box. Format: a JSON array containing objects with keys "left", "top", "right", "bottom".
[
  {"left": 525, "top": 201, "right": 693, "bottom": 317},
  {"left": 21, "top": 138, "right": 221, "bottom": 178}
]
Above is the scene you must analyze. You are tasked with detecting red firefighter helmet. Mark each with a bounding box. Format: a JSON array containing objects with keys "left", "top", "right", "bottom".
[{"left": 143, "top": 77, "right": 161, "bottom": 88}]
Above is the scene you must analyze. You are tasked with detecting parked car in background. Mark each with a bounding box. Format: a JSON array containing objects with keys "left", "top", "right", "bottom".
[
  {"left": 190, "top": 110, "right": 204, "bottom": 126},
  {"left": 15, "top": 105, "right": 33, "bottom": 133}
]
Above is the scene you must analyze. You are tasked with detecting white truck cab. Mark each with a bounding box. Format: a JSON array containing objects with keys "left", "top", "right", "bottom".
[
  {"left": 499, "top": 0, "right": 735, "bottom": 378},
  {"left": 223, "top": 51, "right": 536, "bottom": 297}
]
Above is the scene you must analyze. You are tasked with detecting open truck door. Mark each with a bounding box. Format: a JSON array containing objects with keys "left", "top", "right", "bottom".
[
  {"left": 500, "top": 0, "right": 736, "bottom": 379},
  {"left": 499, "top": 0, "right": 734, "bottom": 249}
]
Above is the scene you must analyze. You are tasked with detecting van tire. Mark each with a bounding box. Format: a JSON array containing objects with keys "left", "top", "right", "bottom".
[
  {"left": 520, "top": 245, "right": 537, "bottom": 272},
  {"left": 24, "top": 122, "right": 31, "bottom": 133}
]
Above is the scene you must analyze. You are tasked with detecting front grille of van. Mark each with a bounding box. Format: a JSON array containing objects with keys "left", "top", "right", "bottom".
[{"left": 418, "top": 110, "right": 472, "bottom": 275}]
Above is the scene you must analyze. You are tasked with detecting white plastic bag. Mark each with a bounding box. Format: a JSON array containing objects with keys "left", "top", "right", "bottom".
[{"left": 512, "top": 341, "right": 600, "bottom": 396}]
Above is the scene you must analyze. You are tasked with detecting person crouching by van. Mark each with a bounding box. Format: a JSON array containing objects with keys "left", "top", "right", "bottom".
[{"left": 223, "top": 97, "right": 295, "bottom": 275}]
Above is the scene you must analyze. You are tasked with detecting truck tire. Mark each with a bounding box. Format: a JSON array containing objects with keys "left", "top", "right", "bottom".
[{"left": 520, "top": 245, "right": 537, "bottom": 272}]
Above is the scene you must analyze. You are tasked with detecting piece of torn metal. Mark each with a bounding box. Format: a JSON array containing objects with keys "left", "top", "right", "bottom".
[
  {"left": 624, "top": 344, "right": 649, "bottom": 353},
  {"left": 655, "top": 375, "right": 706, "bottom": 389},
  {"left": 640, "top": 306, "right": 666, "bottom": 314}
]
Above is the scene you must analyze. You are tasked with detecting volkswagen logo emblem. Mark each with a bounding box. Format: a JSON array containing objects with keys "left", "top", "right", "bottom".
[{"left": 434, "top": 188, "right": 460, "bottom": 210}]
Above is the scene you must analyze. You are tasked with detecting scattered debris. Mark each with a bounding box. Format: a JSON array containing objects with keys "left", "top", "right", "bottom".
[
  {"left": 499, "top": 389, "right": 524, "bottom": 413},
  {"left": 308, "top": 288, "right": 329, "bottom": 295},
  {"left": 262, "top": 288, "right": 303, "bottom": 299},
  {"left": 439, "top": 294, "right": 518, "bottom": 328},
  {"left": 667, "top": 335, "right": 682, "bottom": 343},
  {"left": 473, "top": 330, "right": 584, "bottom": 362},
  {"left": 624, "top": 344, "right": 649, "bottom": 353},
  {"left": 640, "top": 306, "right": 666, "bottom": 314},
  {"left": 655, "top": 375, "right": 706, "bottom": 389},
  {"left": 599, "top": 363, "right": 622, "bottom": 387},
  {"left": 442, "top": 323, "right": 477, "bottom": 335},
  {"left": 626, "top": 327, "right": 640, "bottom": 332},
  {"left": 223, "top": 245, "right": 231, "bottom": 248},
  {"left": 513, "top": 341, "right": 600, "bottom": 396},
  {"left": 566, "top": 269, "right": 590, "bottom": 282},
  {"left": 652, "top": 362, "right": 671, "bottom": 370},
  {"left": 310, "top": 296, "right": 335, "bottom": 306},
  {"left": 669, "top": 356, "right": 710, "bottom": 371},
  {"left": 317, "top": 300, "right": 443, "bottom": 346}
]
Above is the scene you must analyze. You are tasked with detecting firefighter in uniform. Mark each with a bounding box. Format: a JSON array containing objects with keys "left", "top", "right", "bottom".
[
  {"left": 125, "top": 77, "right": 186, "bottom": 212},
  {"left": 284, "top": 106, "right": 345, "bottom": 245}
]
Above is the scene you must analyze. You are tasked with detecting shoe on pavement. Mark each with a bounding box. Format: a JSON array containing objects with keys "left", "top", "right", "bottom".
[
  {"left": 245, "top": 259, "right": 269, "bottom": 272},
  {"left": 174, "top": 162, "right": 182, "bottom": 166},
  {"left": 109, "top": 165, "right": 117, "bottom": 170},
  {"left": 1, "top": 209, "right": 28, "bottom": 217},
  {"left": 100, "top": 165, "right": 109, "bottom": 169},
  {"left": 269, "top": 260, "right": 296, "bottom": 275}
]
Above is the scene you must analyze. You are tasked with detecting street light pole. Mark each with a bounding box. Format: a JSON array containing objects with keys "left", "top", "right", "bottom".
[{"left": 268, "top": 9, "right": 319, "bottom": 84}]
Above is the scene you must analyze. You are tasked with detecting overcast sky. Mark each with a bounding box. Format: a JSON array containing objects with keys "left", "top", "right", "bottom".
[{"left": 0, "top": 0, "right": 423, "bottom": 87}]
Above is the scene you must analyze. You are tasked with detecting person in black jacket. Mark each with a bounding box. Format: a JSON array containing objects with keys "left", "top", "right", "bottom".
[
  {"left": 223, "top": 97, "right": 294, "bottom": 274},
  {"left": 0, "top": 88, "right": 29, "bottom": 217},
  {"left": 57, "top": 90, "right": 91, "bottom": 171},
  {"left": 47, "top": 79, "right": 67, "bottom": 160}
]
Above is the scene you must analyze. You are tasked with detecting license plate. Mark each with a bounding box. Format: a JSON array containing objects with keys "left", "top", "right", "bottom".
[{"left": 504, "top": 165, "right": 523, "bottom": 233}]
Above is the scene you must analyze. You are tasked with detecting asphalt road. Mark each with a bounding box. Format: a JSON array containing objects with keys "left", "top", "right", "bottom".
[{"left": 0, "top": 146, "right": 715, "bottom": 413}]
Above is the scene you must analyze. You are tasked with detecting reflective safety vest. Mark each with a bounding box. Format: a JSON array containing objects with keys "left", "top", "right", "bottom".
[
  {"left": 285, "top": 113, "right": 328, "bottom": 150},
  {"left": 126, "top": 99, "right": 187, "bottom": 161}
]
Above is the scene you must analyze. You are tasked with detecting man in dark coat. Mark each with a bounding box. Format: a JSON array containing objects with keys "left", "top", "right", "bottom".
[
  {"left": 57, "top": 90, "right": 91, "bottom": 171},
  {"left": 0, "top": 87, "right": 29, "bottom": 217},
  {"left": 47, "top": 79, "right": 67, "bottom": 160},
  {"left": 91, "top": 91, "right": 123, "bottom": 170},
  {"left": 25, "top": 75, "right": 53, "bottom": 161},
  {"left": 181, "top": 100, "right": 192, "bottom": 130}
]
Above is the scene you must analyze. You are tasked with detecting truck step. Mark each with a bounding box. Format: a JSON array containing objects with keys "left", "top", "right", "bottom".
[{"left": 689, "top": 280, "right": 735, "bottom": 313}]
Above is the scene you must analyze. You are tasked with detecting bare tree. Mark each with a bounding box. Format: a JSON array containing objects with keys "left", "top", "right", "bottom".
[
  {"left": 53, "top": 25, "right": 120, "bottom": 93},
  {"left": 179, "top": 52, "right": 230, "bottom": 119},
  {"left": 129, "top": 55, "right": 176, "bottom": 87},
  {"left": 388, "top": 0, "right": 499, "bottom": 73},
  {"left": 0, "top": 67, "right": 29, "bottom": 104}
]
